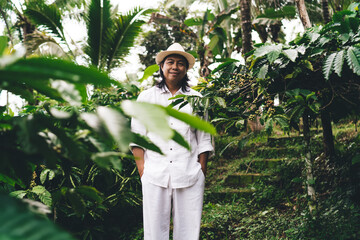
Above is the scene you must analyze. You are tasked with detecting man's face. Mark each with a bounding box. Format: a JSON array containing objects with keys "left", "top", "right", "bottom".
[{"left": 161, "top": 55, "right": 187, "bottom": 85}]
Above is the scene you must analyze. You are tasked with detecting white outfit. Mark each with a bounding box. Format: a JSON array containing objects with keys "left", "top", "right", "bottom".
[{"left": 130, "top": 85, "right": 213, "bottom": 240}]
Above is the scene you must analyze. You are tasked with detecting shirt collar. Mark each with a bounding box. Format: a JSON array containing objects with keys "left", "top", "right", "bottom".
[{"left": 160, "top": 85, "right": 187, "bottom": 95}]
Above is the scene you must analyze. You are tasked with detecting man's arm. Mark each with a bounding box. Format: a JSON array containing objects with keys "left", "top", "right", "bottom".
[
  {"left": 198, "top": 151, "right": 210, "bottom": 176},
  {"left": 131, "top": 146, "right": 145, "bottom": 177}
]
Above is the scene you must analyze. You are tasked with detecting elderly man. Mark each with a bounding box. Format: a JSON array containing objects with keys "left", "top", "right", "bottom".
[{"left": 130, "top": 43, "right": 213, "bottom": 240}]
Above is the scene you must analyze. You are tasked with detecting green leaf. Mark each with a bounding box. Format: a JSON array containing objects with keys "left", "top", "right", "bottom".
[
  {"left": 346, "top": 47, "right": 360, "bottom": 76},
  {"left": 40, "top": 169, "right": 55, "bottom": 185},
  {"left": 75, "top": 186, "right": 103, "bottom": 203},
  {"left": 164, "top": 106, "right": 217, "bottom": 135},
  {"left": 97, "top": 106, "right": 134, "bottom": 152},
  {"left": 213, "top": 97, "right": 226, "bottom": 108},
  {"left": 132, "top": 133, "right": 163, "bottom": 154},
  {"left": 51, "top": 80, "right": 83, "bottom": 106},
  {"left": 91, "top": 152, "right": 123, "bottom": 171},
  {"left": 323, "top": 52, "right": 336, "bottom": 80},
  {"left": 172, "top": 130, "right": 190, "bottom": 150},
  {"left": 258, "top": 64, "right": 268, "bottom": 79},
  {"left": 334, "top": 50, "right": 344, "bottom": 77},
  {"left": 121, "top": 100, "right": 174, "bottom": 140},
  {"left": 138, "top": 64, "right": 159, "bottom": 82},
  {"left": 184, "top": 17, "right": 203, "bottom": 26},
  {"left": 283, "top": 49, "right": 298, "bottom": 62},
  {"left": 0, "top": 194, "right": 76, "bottom": 239},
  {"left": 66, "top": 189, "right": 86, "bottom": 217},
  {"left": 208, "top": 35, "right": 219, "bottom": 51},
  {"left": 9, "top": 190, "right": 27, "bottom": 199},
  {"left": 31, "top": 186, "right": 52, "bottom": 207},
  {"left": 0, "top": 36, "right": 8, "bottom": 56},
  {"left": 253, "top": 44, "right": 282, "bottom": 61}
]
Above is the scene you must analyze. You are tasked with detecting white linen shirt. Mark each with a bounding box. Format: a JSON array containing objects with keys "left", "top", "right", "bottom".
[{"left": 130, "top": 85, "right": 214, "bottom": 189}]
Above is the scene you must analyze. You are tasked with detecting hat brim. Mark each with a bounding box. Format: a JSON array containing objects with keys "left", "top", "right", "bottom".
[{"left": 156, "top": 50, "right": 195, "bottom": 70}]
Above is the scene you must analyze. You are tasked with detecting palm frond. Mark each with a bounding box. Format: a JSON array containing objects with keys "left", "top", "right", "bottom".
[
  {"left": 85, "top": 0, "right": 113, "bottom": 68},
  {"left": 24, "top": 2, "right": 65, "bottom": 42},
  {"left": 105, "top": 8, "right": 152, "bottom": 70},
  {"left": 24, "top": 30, "right": 68, "bottom": 57}
]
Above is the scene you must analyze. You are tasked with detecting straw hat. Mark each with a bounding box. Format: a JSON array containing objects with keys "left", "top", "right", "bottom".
[{"left": 155, "top": 43, "right": 196, "bottom": 69}]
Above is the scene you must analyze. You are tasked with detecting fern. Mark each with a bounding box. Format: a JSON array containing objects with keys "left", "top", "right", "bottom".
[
  {"left": 334, "top": 50, "right": 344, "bottom": 77},
  {"left": 346, "top": 46, "right": 360, "bottom": 76},
  {"left": 323, "top": 52, "right": 336, "bottom": 80}
]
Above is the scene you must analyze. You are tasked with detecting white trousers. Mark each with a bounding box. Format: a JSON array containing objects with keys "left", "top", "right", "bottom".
[{"left": 141, "top": 173, "right": 205, "bottom": 240}]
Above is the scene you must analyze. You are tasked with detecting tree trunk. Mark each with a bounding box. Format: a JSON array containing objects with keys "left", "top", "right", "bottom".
[
  {"left": 320, "top": 110, "right": 335, "bottom": 158},
  {"left": 321, "top": 0, "right": 331, "bottom": 24},
  {"left": 295, "top": 0, "right": 312, "bottom": 28},
  {"left": 240, "top": 0, "right": 252, "bottom": 58},
  {"left": 0, "top": 6, "right": 13, "bottom": 45},
  {"left": 303, "top": 112, "right": 317, "bottom": 213}
]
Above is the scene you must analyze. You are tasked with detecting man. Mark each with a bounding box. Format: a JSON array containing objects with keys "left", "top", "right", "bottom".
[{"left": 130, "top": 43, "right": 213, "bottom": 240}]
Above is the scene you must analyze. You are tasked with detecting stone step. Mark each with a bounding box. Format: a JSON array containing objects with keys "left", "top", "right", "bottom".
[
  {"left": 235, "top": 158, "right": 293, "bottom": 173},
  {"left": 267, "top": 136, "right": 304, "bottom": 147},
  {"left": 254, "top": 146, "right": 302, "bottom": 158},
  {"left": 224, "top": 173, "right": 271, "bottom": 187},
  {"left": 204, "top": 188, "right": 255, "bottom": 203}
]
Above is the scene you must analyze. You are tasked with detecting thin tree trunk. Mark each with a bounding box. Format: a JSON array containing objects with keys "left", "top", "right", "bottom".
[
  {"left": 321, "top": 110, "right": 335, "bottom": 158},
  {"left": 240, "top": 0, "right": 252, "bottom": 58},
  {"left": 321, "top": 0, "right": 331, "bottom": 24},
  {"left": 0, "top": 6, "right": 14, "bottom": 45},
  {"left": 303, "top": 112, "right": 317, "bottom": 213},
  {"left": 295, "top": 0, "right": 312, "bottom": 28}
]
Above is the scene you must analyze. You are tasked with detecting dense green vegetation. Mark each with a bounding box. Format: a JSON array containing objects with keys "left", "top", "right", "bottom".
[{"left": 0, "top": 0, "right": 360, "bottom": 239}]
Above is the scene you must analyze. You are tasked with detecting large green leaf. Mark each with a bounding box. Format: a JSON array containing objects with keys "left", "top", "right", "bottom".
[
  {"left": 96, "top": 106, "right": 133, "bottom": 152},
  {"left": 3, "top": 58, "right": 118, "bottom": 85},
  {"left": 0, "top": 194, "right": 76, "bottom": 239},
  {"left": 121, "top": 100, "right": 174, "bottom": 140},
  {"left": 164, "top": 106, "right": 217, "bottom": 135},
  {"left": 138, "top": 64, "right": 159, "bottom": 83}
]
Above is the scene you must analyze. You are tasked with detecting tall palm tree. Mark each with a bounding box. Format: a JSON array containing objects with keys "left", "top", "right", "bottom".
[
  {"left": 240, "top": 0, "right": 252, "bottom": 57},
  {"left": 17, "top": 0, "right": 150, "bottom": 72}
]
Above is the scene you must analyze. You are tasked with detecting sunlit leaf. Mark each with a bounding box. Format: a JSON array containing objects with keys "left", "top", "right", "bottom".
[
  {"left": 121, "top": 100, "right": 174, "bottom": 140},
  {"left": 138, "top": 64, "right": 159, "bottom": 82},
  {"left": 31, "top": 186, "right": 52, "bottom": 206},
  {"left": 164, "top": 106, "right": 217, "bottom": 135}
]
